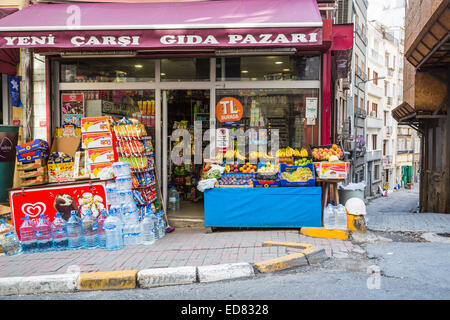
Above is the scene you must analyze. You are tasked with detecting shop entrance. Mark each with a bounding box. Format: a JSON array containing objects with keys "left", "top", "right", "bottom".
[{"left": 162, "top": 89, "right": 210, "bottom": 226}]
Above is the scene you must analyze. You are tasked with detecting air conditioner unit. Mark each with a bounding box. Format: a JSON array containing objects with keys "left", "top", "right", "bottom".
[{"left": 344, "top": 140, "right": 355, "bottom": 151}]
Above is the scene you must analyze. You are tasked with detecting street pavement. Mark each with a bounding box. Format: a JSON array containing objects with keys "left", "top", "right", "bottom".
[
  {"left": 365, "top": 184, "right": 450, "bottom": 233},
  {"left": 0, "top": 228, "right": 357, "bottom": 278}
]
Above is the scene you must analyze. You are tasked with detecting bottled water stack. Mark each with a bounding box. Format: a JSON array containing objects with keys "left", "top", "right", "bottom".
[
  {"left": 19, "top": 216, "right": 37, "bottom": 253},
  {"left": 52, "top": 212, "right": 68, "bottom": 251},
  {"left": 35, "top": 214, "right": 53, "bottom": 252},
  {"left": 82, "top": 209, "right": 98, "bottom": 249},
  {"left": 67, "top": 211, "right": 83, "bottom": 250}
]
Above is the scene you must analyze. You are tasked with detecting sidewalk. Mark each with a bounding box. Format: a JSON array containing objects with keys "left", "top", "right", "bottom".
[
  {"left": 366, "top": 184, "right": 450, "bottom": 233},
  {"left": 0, "top": 228, "right": 359, "bottom": 278}
]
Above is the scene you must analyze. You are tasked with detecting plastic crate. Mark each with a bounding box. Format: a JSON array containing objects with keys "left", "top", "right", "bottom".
[
  {"left": 279, "top": 163, "right": 316, "bottom": 187},
  {"left": 253, "top": 180, "right": 280, "bottom": 187}
]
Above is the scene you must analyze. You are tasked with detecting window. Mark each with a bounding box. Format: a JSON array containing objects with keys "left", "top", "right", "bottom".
[
  {"left": 216, "top": 55, "right": 320, "bottom": 81},
  {"left": 383, "top": 140, "right": 387, "bottom": 156},
  {"left": 372, "top": 103, "right": 378, "bottom": 118},
  {"left": 161, "top": 58, "right": 210, "bottom": 81},
  {"left": 354, "top": 94, "right": 358, "bottom": 114},
  {"left": 60, "top": 58, "right": 156, "bottom": 82},
  {"left": 372, "top": 134, "right": 377, "bottom": 150},
  {"left": 367, "top": 67, "right": 370, "bottom": 80},
  {"left": 367, "top": 100, "right": 370, "bottom": 114},
  {"left": 355, "top": 54, "right": 359, "bottom": 73},
  {"left": 373, "top": 71, "right": 378, "bottom": 85},
  {"left": 374, "top": 164, "right": 380, "bottom": 180},
  {"left": 393, "top": 56, "right": 396, "bottom": 69},
  {"left": 385, "top": 52, "right": 390, "bottom": 67},
  {"left": 61, "top": 89, "right": 156, "bottom": 136},
  {"left": 385, "top": 81, "right": 389, "bottom": 96},
  {"left": 360, "top": 97, "right": 364, "bottom": 110},
  {"left": 216, "top": 88, "right": 320, "bottom": 148}
]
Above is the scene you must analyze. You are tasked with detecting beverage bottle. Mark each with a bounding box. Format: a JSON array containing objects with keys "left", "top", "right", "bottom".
[
  {"left": 103, "top": 209, "right": 123, "bottom": 250},
  {"left": 1, "top": 231, "right": 22, "bottom": 256},
  {"left": 52, "top": 212, "right": 69, "bottom": 251},
  {"left": 141, "top": 212, "right": 156, "bottom": 245},
  {"left": 323, "top": 204, "right": 336, "bottom": 230},
  {"left": 67, "top": 211, "right": 83, "bottom": 250},
  {"left": 158, "top": 210, "right": 166, "bottom": 239},
  {"left": 96, "top": 210, "right": 108, "bottom": 248},
  {"left": 168, "top": 187, "right": 177, "bottom": 211},
  {"left": 19, "top": 216, "right": 37, "bottom": 253},
  {"left": 35, "top": 214, "right": 53, "bottom": 252},
  {"left": 335, "top": 204, "right": 348, "bottom": 230},
  {"left": 81, "top": 209, "right": 98, "bottom": 249}
]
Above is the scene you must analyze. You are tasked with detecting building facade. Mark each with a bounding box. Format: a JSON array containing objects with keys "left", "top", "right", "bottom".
[
  {"left": 393, "top": 0, "right": 449, "bottom": 213},
  {"left": 335, "top": 0, "right": 369, "bottom": 191}
]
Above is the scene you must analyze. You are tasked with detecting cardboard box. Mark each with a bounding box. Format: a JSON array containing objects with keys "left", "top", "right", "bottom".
[
  {"left": 87, "top": 147, "right": 115, "bottom": 164},
  {"left": 48, "top": 161, "right": 75, "bottom": 183},
  {"left": 50, "top": 136, "right": 81, "bottom": 158},
  {"left": 82, "top": 132, "right": 113, "bottom": 149},
  {"left": 314, "top": 162, "right": 349, "bottom": 179},
  {"left": 89, "top": 162, "right": 113, "bottom": 179},
  {"left": 73, "top": 150, "right": 90, "bottom": 180},
  {"left": 16, "top": 149, "right": 48, "bottom": 162},
  {"left": 16, "top": 139, "right": 49, "bottom": 155},
  {"left": 81, "top": 116, "right": 111, "bottom": 133}
]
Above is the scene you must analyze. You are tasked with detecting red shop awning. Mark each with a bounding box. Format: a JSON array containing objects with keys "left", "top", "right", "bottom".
[
  {"left": 0, "top": 0, "right": 323, "bottom": 50},
  {"left": 0, "top": 8, "right": 20, "bottom": 75}
]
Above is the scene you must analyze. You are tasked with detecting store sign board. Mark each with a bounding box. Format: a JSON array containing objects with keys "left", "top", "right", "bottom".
[
  {"left": 9, "top": 182, "right": 108, "bottom": 240},
  {"left": 0, "top": 28, "right": 322, "bottom": 49},
  {"left": 216, "top": 97, "right": 243, "bottom": 123}
]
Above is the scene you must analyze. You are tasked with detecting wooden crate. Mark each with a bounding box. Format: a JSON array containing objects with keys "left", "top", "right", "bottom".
[{"left": 18, "top": 166, "right": 47, "bottom": 179}]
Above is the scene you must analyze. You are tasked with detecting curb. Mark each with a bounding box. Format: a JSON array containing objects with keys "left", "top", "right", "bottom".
[
  {"left": 0, "top": 273, "right": 78, "bottom": 296},
  {"left": 78, "top": 270, "right": 138, "bottom": 291},
  {"left": 0, "top": 244, "right": 330, "bottom": 296}
]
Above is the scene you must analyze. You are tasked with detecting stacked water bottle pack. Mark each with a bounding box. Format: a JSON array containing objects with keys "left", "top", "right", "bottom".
[
  {"left": 9, "top": 202, "right": 166, "bottom": 255},
  {"left": 112, "top": 118, "right": 159, "bottom": 220}
]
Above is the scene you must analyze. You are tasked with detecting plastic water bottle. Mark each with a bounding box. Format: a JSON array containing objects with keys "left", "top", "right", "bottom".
[
  {"left": 35, "top": 214, "right": 53, "bottom": 252},
  {"left": 168, "top": 187, "right": 180, "bottom": 211},
  {"left": 96, "top": 210, "right": 108, "bottom": 248},
  {"left": 52, "top": 213, "right": 68, "bottom": 251},
  {"left": 1, "top": 231, "right": 22, "bottom": 256},
  {"left": 158, "top": 211, "right": 166, "bottom": 239},
  {"left": 141, "top": 213, "right": 156, "bottom": 245},
  {"left": 323, "top": 204, "right": 336, "bottom": 229},
  {"left": 82, "top": 209, "right": 97, "bottom": 249},
  {"left": 19, "top": 216, "right": 37, "bottom": 253},
  {"left": 104, "top": 209, "right": 123, "bottom": 250},
  {"left": 0, "top": 219, "right": 21, "bottom": 256},
  {"left": 67, "top": 211, "right": 83, "bottom": 250},
  {"left": 335, "top": 204, "right": 348, "bottom": 230}
]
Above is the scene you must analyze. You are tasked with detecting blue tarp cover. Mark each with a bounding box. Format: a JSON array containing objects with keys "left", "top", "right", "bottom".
[{"left": 204, "top": 187, "right": 322, "bottom": 228}]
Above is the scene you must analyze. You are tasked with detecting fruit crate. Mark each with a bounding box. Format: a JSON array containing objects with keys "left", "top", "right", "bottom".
[
  {"left": 309, "top": 143, "right": 344, "bottom": 162},
  {"left": 279, "top": 163, "right": 316, "bottom": 187}
]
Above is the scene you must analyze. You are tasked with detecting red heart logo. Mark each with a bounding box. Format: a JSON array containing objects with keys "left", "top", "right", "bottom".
[{"left": 21, "top": 202, "right": 46, "bottom": 218}]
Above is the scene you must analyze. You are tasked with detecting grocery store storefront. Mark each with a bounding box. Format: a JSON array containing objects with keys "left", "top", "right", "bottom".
[{"left": 0, "top": 0, "right": 352, "bottom": 226}]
